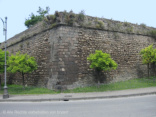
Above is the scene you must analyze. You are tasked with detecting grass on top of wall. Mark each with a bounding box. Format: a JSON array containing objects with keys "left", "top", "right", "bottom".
[{"left": 0, "top": 77, "right": 156, "bottom": 95}]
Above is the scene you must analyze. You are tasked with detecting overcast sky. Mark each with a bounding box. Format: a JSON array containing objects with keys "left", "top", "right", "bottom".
[{"left": 0, "top": 0, "right": 156, "bottom": 42}]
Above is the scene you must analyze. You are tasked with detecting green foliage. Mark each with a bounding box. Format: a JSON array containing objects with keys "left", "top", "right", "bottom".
[
  {"left": 25, "top": 14, "right": 42, "bottom": 28},
  {"left": 7, "top": 52, "right": 37, "bottom": 88},
  {"left": 95, "top": 20, "right": 105, "bottom": 29},
  {"left": 140, "top": 44, "right": 156, "bottom": 78},
  {"left": 0, "top": 49, "right": 9, "bottom": 73},
  {"left": 140, "top": 44, "right": 156, "bottom": 64},
  {"left": 0, "top": 84, "right": 58, "bottom": 95},
  {"left": 64, "top": 77, "right": 156, "bottom": 93},
  {"left": 0, "top": 77, "right": 155, "bottom": 94},
  {"left": 87, "top": 50, "right": 118, "bottom": 71},
  {"left": 7, "top": 52, "right": 37, "bottom": 74},
  {"left": 25, "top": 6, "right": 50, "bottom": 28},
  {"left": 37, "top": 6, "right": 50, "bottom": 17}
]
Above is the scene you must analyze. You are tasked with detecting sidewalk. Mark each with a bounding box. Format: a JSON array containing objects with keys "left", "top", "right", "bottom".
[{"left": 0, "top": 87, "right": 156, "bottom": 102}]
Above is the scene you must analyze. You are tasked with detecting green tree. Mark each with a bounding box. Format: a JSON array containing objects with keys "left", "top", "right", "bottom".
[
  {"left": 140, "top": 44, "right": 156, "bottom": 77},
  {"left": 7, "top": 52, "right": 37, "bottom": 89},
  {"left": 25, "top": 6, "right": 50, "bottom": 28},
  {"left": 87, "top": 50, "right": 118, "bottom": 86},
  {"left": 0, "top": 49, "right": 9, "bottom": 90}
]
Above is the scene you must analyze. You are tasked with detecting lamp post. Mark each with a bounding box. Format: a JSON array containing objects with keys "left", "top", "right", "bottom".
[{"left": 0, "top": 17, "right": 9, "bottom": 99}]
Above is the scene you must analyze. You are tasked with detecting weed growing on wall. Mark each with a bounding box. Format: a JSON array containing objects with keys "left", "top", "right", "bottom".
[
  {"left": 23, "top": 8, "right": 156, "bottom": 44},
  {"left": 77, "top": 10, "right": 85, "bottom": 22},
  {"left": 140, "top": 23, "right": 147, "bottom": 28},
  {"left": 148, "top": 30, "right": 156, "bottom": 38},
  {"left": 25, "top": 7, "right": 50, "bottom": 28},
  {"left": 95, "top": 19, "right": 105, "bottom": 29},
  {"left": 123, "top": 21, "right": 131, "bottom": 27},
  {"left": 126, "top": 27, "right": 133, "bottom": 33},
  {"left": 44, "top": 15, "right": 56, "bottom": 24},
  {"left": 65, "top": 10, "right": 76, "bottom": 26}
]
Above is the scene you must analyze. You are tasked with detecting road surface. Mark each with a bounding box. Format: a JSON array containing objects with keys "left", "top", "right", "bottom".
[{"left": 0, "top": 95, "right": 156, "bottom": 117}]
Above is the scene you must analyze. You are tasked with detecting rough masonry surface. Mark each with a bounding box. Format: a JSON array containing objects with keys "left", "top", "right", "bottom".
[{"left": 0, "top": 13, "right": 156, "bottom": 90}]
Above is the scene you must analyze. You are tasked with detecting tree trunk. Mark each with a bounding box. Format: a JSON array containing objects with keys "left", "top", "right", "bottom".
[
  {"left": 154, "top": 63, "right": 156, "bottom": 82},
  {"left": 147, "top": 63, "right": 150, "bottom": 78},
  {"left": 22, "top": 72, "right": 25, "bottom": 90},
  {"left": 96, "top": 69, "right": 101, "bottom": 88},
  {"left": 154, "top": 63, "right": 156, "bottom": 77}
]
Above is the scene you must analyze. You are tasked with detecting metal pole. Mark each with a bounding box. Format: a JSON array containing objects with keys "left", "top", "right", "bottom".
[{"left": 1, "top": 17, "right": 9, "bottom": 99}]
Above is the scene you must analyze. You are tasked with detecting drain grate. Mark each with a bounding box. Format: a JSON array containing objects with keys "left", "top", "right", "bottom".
[{"left": 63, "top": 95, "right": 72, "bottom": 101}]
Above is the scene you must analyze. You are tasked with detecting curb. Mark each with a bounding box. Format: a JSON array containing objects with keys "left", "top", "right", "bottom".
[{"left": 0, "top": 92, "right": 156, "bottom": 102}]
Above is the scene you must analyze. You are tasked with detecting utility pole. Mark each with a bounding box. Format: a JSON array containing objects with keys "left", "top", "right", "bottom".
[{"left": 0, "top": 17, "right": 9, "bottom": 99}]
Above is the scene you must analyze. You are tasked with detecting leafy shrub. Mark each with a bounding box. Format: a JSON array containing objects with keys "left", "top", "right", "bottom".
[
  {"left": 25, "top": 14, "right": 42, "bottom": 28},
  {"left": 140, "top": 44, "right": 155, "bottom": 64},
  {"left": 140, "top": 44, "right": 156, "bottom": 77},
  {"left": 87, "top": 50, "right": 118, "bottom": 71},
  {"left": 7, "top": 52, "right": 37, "bottom": 89},
  {"left": 87, "top": 50, "right": 117, "bottom": 86},
  {"left": 25, "top": 7, "right": 50, "bottom": 28}
]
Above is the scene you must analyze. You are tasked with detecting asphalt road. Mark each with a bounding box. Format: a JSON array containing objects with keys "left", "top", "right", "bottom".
[{"left": 0, "top": 95, "right": 156, "bottom": 117}]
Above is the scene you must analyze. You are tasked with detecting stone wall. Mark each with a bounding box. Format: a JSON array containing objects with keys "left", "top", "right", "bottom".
[
  {"left": 0, "top": 13, "right": 156, "bottom": 90},
  {"left": 54, "top": 26, "right": 156, "bottom": 89},
  {"left": 0, "top": 22, "right": 51, "bottom": 87}
]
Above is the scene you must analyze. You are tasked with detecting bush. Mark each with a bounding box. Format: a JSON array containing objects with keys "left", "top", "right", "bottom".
[
  {"left": 25, "top": 7, "right": 50, "bottom": 28},
  {"left": 140, "top": 44, "right": 156, "bottom": 77},
  {"left": 87, "top": 50, "right": 117, "bottom": 71},
  {"left": 87, "top": 50, "right": 117, "bottom": 86},
  {"left": 7, "top": 52, "right": 37, "bottom": 89}
]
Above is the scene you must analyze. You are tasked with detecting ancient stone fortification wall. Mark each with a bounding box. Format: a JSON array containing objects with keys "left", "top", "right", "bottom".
[{"left": 0, "top": 12, "right": 156, "bottom": 89}]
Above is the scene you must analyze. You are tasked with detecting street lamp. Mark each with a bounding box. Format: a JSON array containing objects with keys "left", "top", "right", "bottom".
[{"left": 0, "top": 17, "right": 9, "bottom": 99}]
